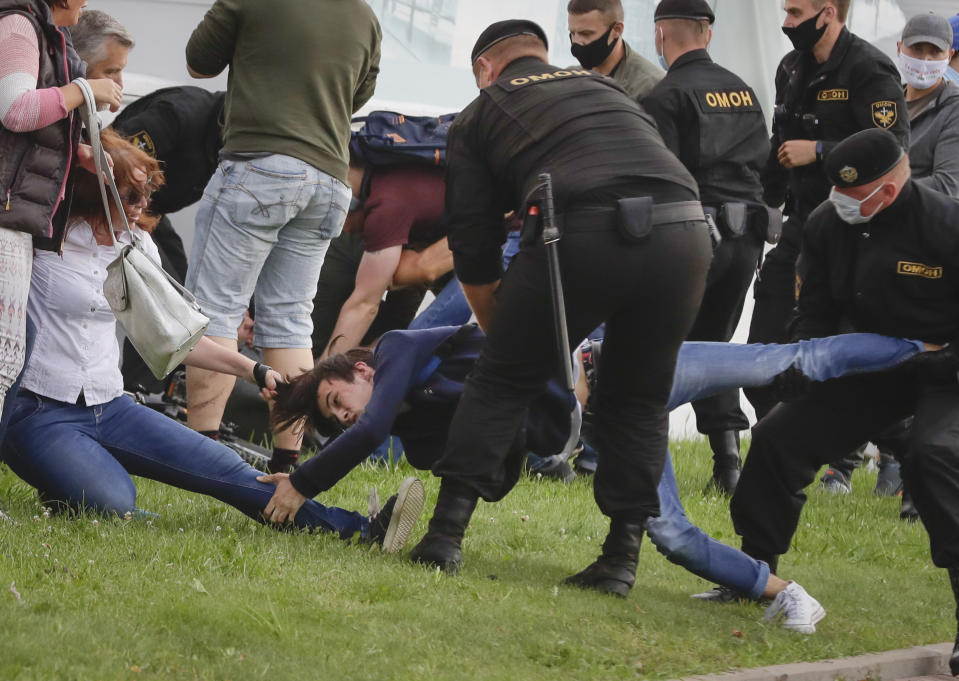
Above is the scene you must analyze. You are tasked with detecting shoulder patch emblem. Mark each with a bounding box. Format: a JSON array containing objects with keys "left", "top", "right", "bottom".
[
  {"left": 838, "top": 166, "right": 858, "bottom": 183},
  {"left": 897, "top": 261, "right": 942, "bottom": 279},
  {"left": 129, "top": 130, "right": 156, "bottom": 157},
  {"left": 817, "top": 88, "right": 849, "bottom": 101},
  {"left": 872, "top": 101, "right": 897, "bottom": 129}
]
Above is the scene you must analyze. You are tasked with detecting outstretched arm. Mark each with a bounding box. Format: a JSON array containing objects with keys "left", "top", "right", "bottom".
[{"left": 321, "top": 246, "right": 402, "bottom": 358}]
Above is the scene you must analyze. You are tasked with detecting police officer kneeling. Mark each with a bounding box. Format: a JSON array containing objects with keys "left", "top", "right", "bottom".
[
  {"left": 409, "top": 20, "right": 713, "bottom": 598},
  {"left": 729, "top": 129, "right": 959, "bottom": 670}
]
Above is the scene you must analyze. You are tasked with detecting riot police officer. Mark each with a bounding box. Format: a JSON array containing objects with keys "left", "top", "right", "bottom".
[
  {"left": 408, "top": 20, "right": 713, "bottom": 598},
  {"left": 643, "top": 0, "right": 772, "bottom": 494},
  {"left": 747, "top": 0, "right": 909, "bottom": 418},
  {"left": 730, "top": 128, "right": 959, "bottom": 673}
]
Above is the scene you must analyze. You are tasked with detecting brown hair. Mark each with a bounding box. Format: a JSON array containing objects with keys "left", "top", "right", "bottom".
[
  {"left": 810, "top": 0, "right": 850, "bottom": 23},
  {"left": 42, "top": 0, "right": 71, "bottom": 10},
  {"left": 567, "top": 0, "right": 624, "bottom": 22},
  {"left": 271, "top": 347, "right": 375, "bottom": 436},
  {"left": 69, "top": 128, "right": 164, "bottom": 236}
]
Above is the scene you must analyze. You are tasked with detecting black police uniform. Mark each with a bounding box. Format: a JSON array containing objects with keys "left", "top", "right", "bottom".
[
  {"left": 642, "top": 48, "right": 769, "bottom": 446},
  {"left": 432, "top": 56, "right": 713, "bottom": 521},
  {"left": 111, "top": 86, "right": 226, "bottom": 392},
  {"left": 731, "top": 179, "right": 959, "bottom": 573},
  {"left": 747, "top": 27, "right": 909, "bottom": 417},
  {"left": 112, "top": 86, "right": 226, "bottom": 216}
]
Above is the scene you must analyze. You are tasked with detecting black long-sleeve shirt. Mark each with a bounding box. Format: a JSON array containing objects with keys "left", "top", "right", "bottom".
[
  {"left": 763, "top": 28, "right": 909, "bottom": 234},
  {"left": 795, "top": 180, "right": 959, "bottom": 344},
  {"left": 642, "top": 49, "right": 768, "bottom": 208},
  {"left": 445, "top": 56, "right": 698, "bottom": 285}
]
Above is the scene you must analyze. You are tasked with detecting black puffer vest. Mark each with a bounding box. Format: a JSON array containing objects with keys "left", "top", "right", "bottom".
[{"left": 0, "top": 0, "right": 84, "bottom": 250}]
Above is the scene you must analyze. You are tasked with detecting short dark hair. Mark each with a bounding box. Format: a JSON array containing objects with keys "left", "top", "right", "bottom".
[
  {"left": 567, "top": 0, "right": 624, "bottom": 23},
  {"left": 811, "top": 0, "right": 850, "bottom": 23},
  {"left": 271, "top": 347, "right": 375, "bottom": 436},
  {"left": 42, "top": 0, "right": 71, "bottom": 10}
]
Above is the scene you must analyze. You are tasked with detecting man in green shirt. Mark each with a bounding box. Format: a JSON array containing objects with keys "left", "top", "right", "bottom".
[
  {"left": 183, "top": 0, "right": 381, "bottom": 473},
  {"left": 568, "top": 0, "right": 665, "bottom": 99}
]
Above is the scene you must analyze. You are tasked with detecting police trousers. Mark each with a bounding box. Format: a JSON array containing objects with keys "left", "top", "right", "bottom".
[
  {"left": 731, "top": 367, "right": 959, "bottom": 569},
  {"left": 686, "top": 232, "right": 762, "bottom": 434},
  {"left": 745, "top": 216, "right": 803, "bottom": 419},
  {"left": 432, "top": 218, "right": 712, "bottom": 521}
]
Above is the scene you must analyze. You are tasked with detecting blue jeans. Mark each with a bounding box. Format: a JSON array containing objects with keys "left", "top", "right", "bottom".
[
  {"left": 410, "top": 232, "right": 524, "bottom": 330},
  {"left": 187, "top": 154, "right": 351, "bottom": 348},
  {"left": 645, "top": 334, "right": 922, "bottom": 596},
  {"left": 1, "top": 393, "right": 368, "bottom": 538}
]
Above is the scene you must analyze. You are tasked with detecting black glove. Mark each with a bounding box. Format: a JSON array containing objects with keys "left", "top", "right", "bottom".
[
  {"left": 903, "top": 344, "right": 959, "bottom": 385},
  {"left": 771, "top": 365, "right": 812, "bottom": 402}
]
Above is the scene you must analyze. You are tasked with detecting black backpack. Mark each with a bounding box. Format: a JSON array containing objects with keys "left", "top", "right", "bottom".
[{"left": 349, "top": 111, "right": 456, "bottom": 168}]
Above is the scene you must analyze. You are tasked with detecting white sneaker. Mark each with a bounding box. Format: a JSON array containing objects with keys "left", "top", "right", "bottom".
[{"left": 762, "top": 581, "right": 826, "bottom": 634}]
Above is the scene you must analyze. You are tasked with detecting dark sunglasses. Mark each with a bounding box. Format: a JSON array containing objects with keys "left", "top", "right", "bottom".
[{"left": 119, "top": 183, "right": 157, "bottom": 206}]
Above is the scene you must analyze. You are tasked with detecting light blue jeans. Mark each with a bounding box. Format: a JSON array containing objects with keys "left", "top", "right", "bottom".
[
  {"left": 187, "top": 154, "right": 351, "bottom": 348},
  {"left": 1, "top": 393, "right": 368, "bottom": 538},
  {"left": 646, "top": 334, "right": 923, "bottom": 596}
]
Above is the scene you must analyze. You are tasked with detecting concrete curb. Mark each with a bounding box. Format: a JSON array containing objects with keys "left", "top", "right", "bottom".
[{"left": 672, "top": 642, "right": 952, "bottom": 681}]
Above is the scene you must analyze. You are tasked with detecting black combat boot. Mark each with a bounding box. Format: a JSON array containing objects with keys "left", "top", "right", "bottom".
[
  {"left": 563, "top": 518, "right": 644, "bottom": 598},
  {"left": 949, "top": 568, "right": 959, "bottom": 676},
  {"left": 409, "top": 483, "right": 478, "bottom": 574},
  {"left": 707, "top": 431, "right": 741, "bottom": 495}
]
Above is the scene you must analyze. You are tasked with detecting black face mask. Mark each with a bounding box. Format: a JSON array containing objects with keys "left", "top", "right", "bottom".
[
  {"left": 782, "top": 8, "right": 827, "bottom": 51},
  {"left": 570, "top": 24, "right": 619, "bottom": 69}
]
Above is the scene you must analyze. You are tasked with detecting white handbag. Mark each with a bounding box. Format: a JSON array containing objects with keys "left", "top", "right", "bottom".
[{"left": 76, "top": 79, "right": 209, "bottom": 379}]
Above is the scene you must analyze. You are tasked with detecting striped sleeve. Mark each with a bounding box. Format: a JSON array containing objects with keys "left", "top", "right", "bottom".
[{"left": 0, "top": 14, "right": 67, "bottom": 133}]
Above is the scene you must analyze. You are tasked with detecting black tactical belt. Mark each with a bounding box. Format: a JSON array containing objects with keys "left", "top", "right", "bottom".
[{"left": 557, "top": 200, "right": 705, "bottom": 233}]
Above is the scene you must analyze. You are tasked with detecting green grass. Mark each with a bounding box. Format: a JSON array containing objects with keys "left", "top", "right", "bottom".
[{"left": 0, "top": 439, "right": 950, "bottom": 681}]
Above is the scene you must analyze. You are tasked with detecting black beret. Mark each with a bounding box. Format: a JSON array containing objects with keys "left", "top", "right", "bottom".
[
  {"left": 825, "top": 129, "right": 905, "bottom": 188},
  {"left": 654, "top": 0, "right": 715, "bottom": 24},
  {"left": 470, "top": 19, "right": 548, "bottom": 65}
]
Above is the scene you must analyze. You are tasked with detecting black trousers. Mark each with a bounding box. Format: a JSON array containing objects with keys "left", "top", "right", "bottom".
[
  {"left": 744, "top": 217, "right": 803, "bottom": 420},
  {"left": 687, "top": 234, "right": 762, "bottom": 434},
  {"left": 731, "top": 368, "right": 959, "bottom": 568},
  {"left": 433, "top": 221, "right": 712, "bottom": 521}
]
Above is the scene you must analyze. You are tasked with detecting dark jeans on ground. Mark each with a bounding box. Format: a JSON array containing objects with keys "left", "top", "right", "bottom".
[
  {"left": 2, "top": 393, "right": 368, "bottom": 538},
  {"left": 433, "top": 220, "right": 712, "bottom": 521},
  {"left": 687, "top": 232, "right": 761, "bottom": 434},
  {"left": 731, "top": 368, "right": 959, "bottom": 569}
]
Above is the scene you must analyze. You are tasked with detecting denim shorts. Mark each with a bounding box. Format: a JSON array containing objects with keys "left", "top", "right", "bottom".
[{"left": 186, "top": 154, "right": 351, "bottom": 348}]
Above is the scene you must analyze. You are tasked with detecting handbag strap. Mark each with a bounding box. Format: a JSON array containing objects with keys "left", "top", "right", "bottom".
[{"left": 74, "top": 79, "right": 203, "bottom": 305}]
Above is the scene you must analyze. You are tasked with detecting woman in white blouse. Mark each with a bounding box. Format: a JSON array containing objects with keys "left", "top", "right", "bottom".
[{"left": 0, "top": 130, "right": 423, "bottom": 551}]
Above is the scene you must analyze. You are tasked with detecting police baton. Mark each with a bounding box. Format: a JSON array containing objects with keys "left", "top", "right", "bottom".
[
  {"left": 529, "top": 174, "right": 582, "bottom": 460},
  {"left": 535, "top": 173, "right": 574, "bottom": 392}
]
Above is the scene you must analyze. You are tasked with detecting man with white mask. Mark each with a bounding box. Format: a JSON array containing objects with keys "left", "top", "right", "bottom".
[
  {"left": 899, "top": 13, "right": 959, "bottom": 198},
  {"left": 730, "top": 128, "right": 959, "bottom": 675}
]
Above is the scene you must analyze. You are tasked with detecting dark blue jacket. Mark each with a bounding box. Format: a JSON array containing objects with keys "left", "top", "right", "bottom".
[{"left": 289, "top": 325, "right": 574, "bottom": 498}]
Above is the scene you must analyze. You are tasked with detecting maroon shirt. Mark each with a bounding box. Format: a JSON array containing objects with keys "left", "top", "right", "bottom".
[{"left": 360, "top": 165, "right": 446, "bottom": 252}]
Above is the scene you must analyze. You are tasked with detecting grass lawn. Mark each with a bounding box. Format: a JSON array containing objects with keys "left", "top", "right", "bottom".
[{"left": 0, "top": 438, "right": 950, "bottom": 681}]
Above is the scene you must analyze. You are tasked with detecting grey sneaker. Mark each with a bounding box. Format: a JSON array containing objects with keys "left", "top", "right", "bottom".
[
  {"left": 762, "top": 581, "right": 826, "bottom": 634},
  {"left": 368, "top": 477, "right": 425, "bottom": 554},
  {"left": 691, "top": 585, "right": 749, "bottom": 602},
  {"left": 820, "top": 468, "right": 852, "bottom": 494}
]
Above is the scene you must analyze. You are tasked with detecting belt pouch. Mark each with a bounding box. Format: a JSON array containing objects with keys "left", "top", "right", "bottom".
[
  {"left": 719, "top": 202, "right": 747, "bottom": 238},
  {"left": 616, "top": 196, "right": 654, "bottom": 243}
]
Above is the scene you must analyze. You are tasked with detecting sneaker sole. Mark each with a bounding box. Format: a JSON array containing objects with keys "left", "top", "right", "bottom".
[
  {"left": 783, "top": 604, "right": 826, "bottom": 634},
  {"left": 381, "top": 477, "right": 425, "bottom": 554}
]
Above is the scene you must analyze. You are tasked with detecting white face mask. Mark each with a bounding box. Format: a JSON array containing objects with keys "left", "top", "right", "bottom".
[
  {"left": 656, "top": 27, "right": 669, "bottom": 70},
  {"left": 829, "top": 184, "right": 887, "bottom": 224},
  {"left": 898, "top": 52, "right": 949, "bottom": 90}
]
